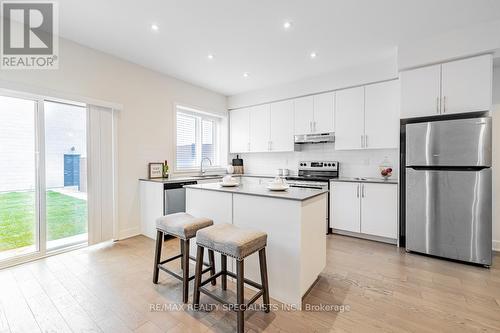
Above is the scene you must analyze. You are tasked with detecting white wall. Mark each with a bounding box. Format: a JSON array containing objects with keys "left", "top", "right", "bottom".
[
  {"left": 233, "top": 146, "right": 398, "bottom": 180},
  {"left": 0, "top": 38, "right": 227, "bottom": 239},
  {"left": 398, "top": 19, "right": 500, "bottom": 70},
  {"left": 494, "top": 65, "right": 500, "bottom": 105},
  {"left": 228, "top": 57, "right": 397, "bottom": 109}
]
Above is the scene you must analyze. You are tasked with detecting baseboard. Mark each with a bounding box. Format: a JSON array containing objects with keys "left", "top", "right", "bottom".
[
  {"left": 117, "top": 226, "right": 141, "bottom": 240},
  {"left": 332, "top": 229, "right": 397, "bottom": 245},
  {"left": 493, "top": 240, "right": 500, "bottom": 252}
]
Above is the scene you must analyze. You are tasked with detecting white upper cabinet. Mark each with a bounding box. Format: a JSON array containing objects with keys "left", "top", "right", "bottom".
[
  {"left": 249, "top": 104, "right": 271, "bottom": 152},
  {"left": 270, "top": 100, "right": 294, "bottom": 151},
  {"left": 441, "top": 54, "right": 492, "bottom": 114},
  {"left": 360, "top": 183, "right": 398, "bottom": 239},
  {"left": 230, "top": 102, "right": 294, "bottom": 153},
  {"left": 335, "top": 86, "right": 365, "bottom": 150},
  {"left": 400, "top": 64, "right": 441, "bottom": 118},
  {"left": 401, "top": 54, "right": 493, "bottom": 119},
  {"left": 364, "top": 80, "right": 400, "bottom": 149},
  {"left": 293, "top": 96, "right": 314, "bottom": 135},
  {"left": 313, "top": 92, "right": 335, "bottom": 133},
  {"left": 229, "top": 108, "right": 250, "bottom": 153},
  {"left": 294, "top": 94, "right": 335, "bottom": 134}
]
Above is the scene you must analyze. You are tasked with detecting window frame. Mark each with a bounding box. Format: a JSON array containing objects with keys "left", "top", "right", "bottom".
[{"left": 174, "top": 105, "right": 223, "bottom": 173}]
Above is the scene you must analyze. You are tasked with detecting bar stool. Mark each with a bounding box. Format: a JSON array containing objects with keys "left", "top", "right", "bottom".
[
  {"left": 153, "top": 212, "right": 216, "bottom": 303},
  {"left": 193, "top": 223, "right": 270, "bottom": 333}
]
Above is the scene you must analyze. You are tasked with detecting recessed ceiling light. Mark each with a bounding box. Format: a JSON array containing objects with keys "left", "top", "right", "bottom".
[
  {"left": 243, "top": 72, "right": 249, "bottom": 78},
  {"left": 207, "top": 54, "right": 214, "bottom": 60},
  {"left": 283, "top": 21, "right": 292, "bottom": 30},
  {"left": 310, "top": 52, "right": 317, "bottom": 59},
  {"left": 151, "top": 24, "right": 159, "bottom": 31}
]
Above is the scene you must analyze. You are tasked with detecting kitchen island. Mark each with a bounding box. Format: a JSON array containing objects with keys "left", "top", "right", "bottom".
[{"left": 185, "top": 183, "right": 328, "bottom": 307}]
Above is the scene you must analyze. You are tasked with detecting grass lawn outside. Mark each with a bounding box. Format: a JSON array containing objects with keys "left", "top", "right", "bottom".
[{"left": 0, "top": 190, "right": 87, "bottom": 252}]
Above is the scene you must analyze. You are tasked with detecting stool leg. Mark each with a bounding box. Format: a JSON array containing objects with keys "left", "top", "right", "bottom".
[
  {"left": 259, "top": 248, "right": 270, "bottom": 313},
  {"left": 208, "top": 250, "right": 216, "bottom": 286},
  {"left": 179, "top": 239, "right": 184, "bottom": 270},
  {"left": 153, "top": 230, "right": 162, "bottom": 284},
  {"left": 181, "top": 239, "right": 190, "bottom": 303},
  {"left": 221, "top": 254, "right": 227, "bottom": 290},
  {"left": 193, "top": 245, "right": 204, "bottom": 307},
  {"left": 236, "top": 259, "right": 245, "bottom": 333}
]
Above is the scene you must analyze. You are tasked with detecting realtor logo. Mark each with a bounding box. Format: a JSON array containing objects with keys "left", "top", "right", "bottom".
[{"left": 1, "top": 1, "right": 59, "bottom": 69}]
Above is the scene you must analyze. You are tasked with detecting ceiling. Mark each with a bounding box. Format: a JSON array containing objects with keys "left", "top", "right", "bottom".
[{"left": 57, "top": 0, "right": 500, "bottom": 96}]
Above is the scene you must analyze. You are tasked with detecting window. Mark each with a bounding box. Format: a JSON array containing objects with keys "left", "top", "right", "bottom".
[
  {"left": 0, "top": 89, "right": 117, "bottom": 268},
  {"left": 176, "top": 106, "right": 221, "bottom": 171}
]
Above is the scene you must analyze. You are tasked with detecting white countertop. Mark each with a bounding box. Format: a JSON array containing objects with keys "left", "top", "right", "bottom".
[{"left": 184, "top": 182, "right": 328, "bottom": 201}]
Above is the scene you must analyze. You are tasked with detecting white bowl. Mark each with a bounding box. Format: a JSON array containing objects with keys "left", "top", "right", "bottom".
[
  {"left": 219, "top": 181, "right": 239, "bottom": 187},
  {"left": 266, "top": 184, "right": 289, "bottom": 191}
]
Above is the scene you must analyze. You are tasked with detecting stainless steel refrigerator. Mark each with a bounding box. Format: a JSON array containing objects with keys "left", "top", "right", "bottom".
[{"left": 405, "top": 117, "right": 492, "bottom": 266}]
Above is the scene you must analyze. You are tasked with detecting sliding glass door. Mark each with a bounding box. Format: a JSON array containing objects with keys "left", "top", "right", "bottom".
[
  {"left": 44, "top": 101, "right": 88, "bottom": 250},
  {"left": 0, "top": 95, "right": 38, "bottom": 261},
  {"left": 0, "top": 93, "right": 88, "bottom": 265}
]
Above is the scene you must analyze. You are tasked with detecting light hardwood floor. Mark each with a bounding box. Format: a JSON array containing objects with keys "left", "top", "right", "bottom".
[{"left": 0, "top": 234, "right": 499, "bottom": 333}]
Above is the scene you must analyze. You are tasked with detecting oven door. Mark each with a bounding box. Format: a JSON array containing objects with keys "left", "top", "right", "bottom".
[{"left": 288, "top": 182, "right": 327, "bottom": 190}]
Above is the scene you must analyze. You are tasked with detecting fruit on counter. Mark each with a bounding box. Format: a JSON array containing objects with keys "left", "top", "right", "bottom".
[{"left": 380, "top": 167, "right": 392, "bottom": 178}]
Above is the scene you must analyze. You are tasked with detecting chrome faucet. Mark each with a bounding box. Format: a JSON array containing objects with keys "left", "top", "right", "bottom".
[{"left": 200, "top": 157, "right": 212, "bottom": 175}]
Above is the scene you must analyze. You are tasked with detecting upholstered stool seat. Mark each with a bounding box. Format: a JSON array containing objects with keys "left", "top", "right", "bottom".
[
  {"left": 156, "top": 212, "right": 213, "bottom": 240},
  {"left": 193, "top": 224, "right": 270, "bottom": 333},
  {"left": 153, "top": 212, "right": 215, "bottom": 303},
  {"left": 196, "top": 223, "right": 267, "bottom": 260}
]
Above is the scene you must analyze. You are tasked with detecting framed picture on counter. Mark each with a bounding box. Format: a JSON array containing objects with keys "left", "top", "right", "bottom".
[{"left": 148, "top": 162, "right": 164, "bottom": 179}]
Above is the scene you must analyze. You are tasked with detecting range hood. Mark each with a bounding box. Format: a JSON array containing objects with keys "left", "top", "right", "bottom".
[{"left": 294, "top": 132, "right": 335, "bottom": 144}]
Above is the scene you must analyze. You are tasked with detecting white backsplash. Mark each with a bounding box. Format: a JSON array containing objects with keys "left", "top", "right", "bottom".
[{"left": 230, "top": 143, "right": 399, "bottom": 179}]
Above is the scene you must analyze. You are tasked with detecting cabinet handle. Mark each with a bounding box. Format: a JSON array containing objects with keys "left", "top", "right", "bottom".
[
  {"left": 310, "top": 121, "right": 312, "bottom": 133},
  {"left": 436, "top": 97, "right": 440, "bottom": 114},
  {"left": 365, "top": 135, "right": 368, "bottom": 148},
  {"left": 443, "top": 96, "right": 446, "bottom": 113},
  {"left": 356, "top": 184, "right": 359, "bottom": 198},
  {"left": 360, "top": 135, "right": 364, "bottom": 148},
  {"left": 313, "top": 121, "right": 317, "bottom": 132},
  {"left": 361, "top": 184, "right": 365, "bottom": 198}
]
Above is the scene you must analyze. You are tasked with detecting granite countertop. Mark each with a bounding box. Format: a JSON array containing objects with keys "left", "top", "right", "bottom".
[
  {"left": 139, "top": 173, "right": 277, "bottom": 184},
  {"left": 184, "top": 183, "right": 328, "bottom": 201},
  {"left": 331, "top": 177, "right": 398, "bottom": 184},
  {"left": 139, "top": 175, "right": 224, "bottom": 183}
]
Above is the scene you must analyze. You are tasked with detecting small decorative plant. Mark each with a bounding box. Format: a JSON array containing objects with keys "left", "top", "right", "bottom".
[{"left": 163, "top": 160, "right": 169, "bottom": 178}]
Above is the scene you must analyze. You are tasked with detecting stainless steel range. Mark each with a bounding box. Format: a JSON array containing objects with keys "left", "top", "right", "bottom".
[{"left": 286, "top": 161, "right": 339, "bottom": 233}]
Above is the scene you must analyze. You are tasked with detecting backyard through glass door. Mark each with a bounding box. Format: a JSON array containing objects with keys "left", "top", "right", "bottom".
[{"left": 0, "top": 95, "right": 88, "bottom": 264}]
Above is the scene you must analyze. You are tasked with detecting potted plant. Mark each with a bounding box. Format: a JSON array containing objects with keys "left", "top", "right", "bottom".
[{"left": 163, "top": 160, "right": 169, "bottom": 178}]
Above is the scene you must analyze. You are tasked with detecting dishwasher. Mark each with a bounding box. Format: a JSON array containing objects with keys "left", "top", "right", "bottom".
[{"left": 164, "top": 180, "right": 198, "bottom": 215}]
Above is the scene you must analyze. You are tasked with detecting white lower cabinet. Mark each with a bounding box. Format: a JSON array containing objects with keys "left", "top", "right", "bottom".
[
  {"left": 360, "top": 183, "right": 398, "bottom": 239},
  {"left": 330, "top": 182, "right": 361, "bottom": 232},
  {"left": 330, "top": 181, "right": 398, "bottom": 241}
]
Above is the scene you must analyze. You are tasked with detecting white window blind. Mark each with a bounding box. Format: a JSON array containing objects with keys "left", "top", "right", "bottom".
[
  {"left": 176, "top": 107, "right": 220, "bottom": 170},
  {"left": 87, "top": 104, "right": 116, "bottom": 244}
]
